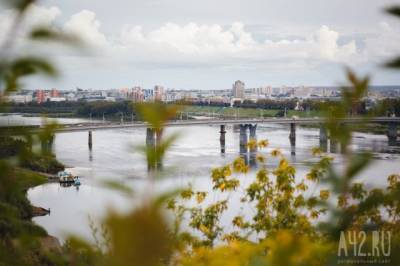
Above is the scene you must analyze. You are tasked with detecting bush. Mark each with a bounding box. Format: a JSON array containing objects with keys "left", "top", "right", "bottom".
[
  {"left": 20, "top": 154, "right": 64, "bottom": 174},
  {"left": 0, "top": 137, "right": 25, "bottom": 158}
]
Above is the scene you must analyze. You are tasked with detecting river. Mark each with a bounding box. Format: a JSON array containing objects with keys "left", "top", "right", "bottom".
[{"left": 2, "top": 114, "right": 399, "bottom": 242}]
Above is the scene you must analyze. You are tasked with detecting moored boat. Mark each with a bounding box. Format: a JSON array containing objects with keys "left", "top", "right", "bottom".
[
  {"left": 74, "top": 177, "right": 81, "bottom": 186},
  {"left": 57, "top": 171, "right": 80, "bottom": 185}
]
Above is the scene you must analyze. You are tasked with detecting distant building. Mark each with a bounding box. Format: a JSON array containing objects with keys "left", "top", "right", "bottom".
[
  {"left": 65, "top": 92, "right": 77, "bottom": 101},
  {"left": 7, "top": 94, "right": 32, "bottom": 103},
  {"left": 49, "top": 97, "right": 66, "bottom": 102},
  {"left": 36, "top": 90, "right": 46, "bottom": 103},
  {"left": 293, "top": 86, "right": 311, "bottom": 98},
  {"left": 230, "top": 98, "right": 244, "bottom": 107},
  {"left": 50, "top": 88, "right": 59, "bottom": 98},
  {"left": 232, "top": 80, "right": 245, "bottom": 99},
  {"left": 164, "top": 89, "right": 184, "bottom": 102},
  {"left": 154, "top": 85, "right": 164, "bottom": 101},
  {"left": 142, "top": 89, "right": 153, "bottom": 101},
  {"left": 128, "top": 86, "right": 144, "bottom": 102}
]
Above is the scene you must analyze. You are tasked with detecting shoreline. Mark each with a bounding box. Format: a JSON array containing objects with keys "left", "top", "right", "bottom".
[{"left": 22, "top": 168, "right": 63, "bottom": 250}]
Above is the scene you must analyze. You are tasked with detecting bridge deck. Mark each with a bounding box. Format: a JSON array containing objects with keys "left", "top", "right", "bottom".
[{"left": 53, "top": 117, "right": 400, "bottom": 132}]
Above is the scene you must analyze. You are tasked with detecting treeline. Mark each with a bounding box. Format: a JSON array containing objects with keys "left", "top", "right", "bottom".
[
  {"left": 192, "top": 101, "right": 231, "bottom": 107},
  {"left": 370, "top": 98, "right": 400, "bottom": 116},
  {"left": 8, "top": 98, "right": 400, "bottom": 118},
  {"left": 75, "top": 101, "right": 135, "bottom": 118},
  {"left": 9, "top": 101, "right": 137, "bottom": 119},
  {"left": 9, "top": 101, "right": 81, "bottom": 114}
]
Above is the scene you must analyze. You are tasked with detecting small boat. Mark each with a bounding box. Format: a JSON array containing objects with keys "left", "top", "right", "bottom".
[
  {"left": 57, "top": 171, "right": 79, "bottom": 184},
  {"left": 73, "top": 177, "right": 81, "bottom": 186}
]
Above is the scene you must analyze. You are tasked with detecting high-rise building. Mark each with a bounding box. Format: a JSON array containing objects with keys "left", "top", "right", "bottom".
[
  {"left": 232, "top": 80, "right": 245, "bottom": 99},
  {"left": 154, "top": 85, "right": 164, "bottom": 101},
  {"left": 50, "top": 88, "right": 59, "bottom": 98},
  {"left": 142, "top": 89, "right": 153, "bottom": 101},
  {"left": 128, "top": 86, "right": 144, "bottom": 102},
  {"left": 36, "top": 90, "right": 45, "bottom": 103}
]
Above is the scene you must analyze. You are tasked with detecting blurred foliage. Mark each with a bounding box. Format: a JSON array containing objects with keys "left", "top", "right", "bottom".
[
  {"left": 0, "top": 1, "right": 400, "bottom": 266},
  {"left": 104, "top": 203, "right": 174, "bottom": 266},
  {"left": 135, "top": 102, "right": 181, "bottom": 173},
  {"left": 135, "top": 101, "right": 180, "bottom": 130},
  {"left": 30, "top": 27, "right": 81, "bottom": 45},
  {"left": 0, "top": 0, "right": 73, "bottom": 264},
  {"left": 385, "top": 6, "right": 400, "bottom": 68},
  {"left": 2, "top": 57, "right": 57, "bottom": 93}
]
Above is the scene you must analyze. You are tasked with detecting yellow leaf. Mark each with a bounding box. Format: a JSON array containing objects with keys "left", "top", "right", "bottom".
[
  {"left": 271, "top": 149, "right": 281, "bottom": 157},
  {"left": 319, "top": 190, "right": 330, "bottom": 200},
  {"left": 258, "top": 139, "right": 269, "bottom": 148},
  {"left": 256, "top": 154, "right": 265, "bottom": 163},
  {"left": 195, "top": 192, "right": 207, "bottom": 204},
  {"left": 199, "top": 224, "right": 210, "bottom": 235}
]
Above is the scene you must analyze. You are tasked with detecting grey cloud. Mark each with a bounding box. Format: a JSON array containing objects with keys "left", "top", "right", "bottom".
[{"left": 4, "top": 0, "right": 400, "bottom": 89}]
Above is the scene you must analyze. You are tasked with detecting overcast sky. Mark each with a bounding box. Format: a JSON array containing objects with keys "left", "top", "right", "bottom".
[{"left": 1, "top": 0, "right": 400, "bottom": 90}]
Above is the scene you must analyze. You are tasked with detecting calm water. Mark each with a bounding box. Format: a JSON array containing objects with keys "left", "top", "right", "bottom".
[
  {"left": 0, "top": 113, "right": 92, "bottom": 126},
  {"left": 4, "top": 115, "right": 395, "bottom": 242}
]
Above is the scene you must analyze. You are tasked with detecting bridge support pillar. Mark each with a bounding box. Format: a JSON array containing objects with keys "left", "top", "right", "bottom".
[
  {"left": 41, "top": 135, "right": 54, "bottom": 154},
  {"left": 249, "top": 124, "right": 257, "bottom": 147},
  {"left": 88, "top": 131, "right": 92, "bottom": 149},
  {"left": 388, "top": 123, "right": 398, "bottom": 146},
  {"left": 155, "top": 129, "right": 163, "bottom": 170},
  {"left": 289, "top": 123, "right": 296, "bottom": 155},
  {"left": 339, "top": 123, "right": 347, "bottom": 154},
  {"left": 239, "top": 124, "right": 249, "bottom": 164},
  {"left": 319, "top": 125, "right": 328, "bottom": 152},
  {"left": 249, "top": 124, "right": 257, "bottom": 167},
  {"left": 219, "top": 125, "right": 226, "bottom": 154},
  {"left": 239, "top": 124, "right": 248, "bottom": 154},
  {"left": 330, "top": 138, "right": 338, "bottom": 153},
  {"left": 146, "top": 128, "right": 156, "bottom": 170}
]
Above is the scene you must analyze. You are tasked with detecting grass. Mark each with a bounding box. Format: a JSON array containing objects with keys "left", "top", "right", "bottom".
[
  {"left": 181, "top": 105, "right": 323, "bottom": 118},
  {"left": 15, "top": 168, "right": 48, "bottom": 191},
  {"left": 0, "top": 164, "right": 48, "bottom": 238}
]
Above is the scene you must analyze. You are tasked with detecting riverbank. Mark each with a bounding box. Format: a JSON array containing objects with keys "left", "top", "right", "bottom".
[
  {"left": 16, "top": 168, "right": 51, "bottom": 215},
  {"left": 0, "top": 165, "right": 64, "bottom": 263},
  {"left": 0, "top": 165, "right": 49, "bottom": 230}
]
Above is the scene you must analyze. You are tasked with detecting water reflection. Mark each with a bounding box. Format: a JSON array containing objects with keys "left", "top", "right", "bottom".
[{"left": 89, "top": 149, "right": 93, "bottom": 162}]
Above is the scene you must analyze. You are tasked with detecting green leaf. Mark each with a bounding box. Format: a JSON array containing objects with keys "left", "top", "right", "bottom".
[
  {"left": 345, "top": 153, "right": 372, "bottom": 178},
  {"left": 386, "top": 6, "right": 400, "bottom": 18},
  {"left": 3, "top": 0, "right": 34, "bottom": 12},
  {"left": 30, "top": 27, "right": 81, "bottom": 45},
  {"left": 4, "top": 57, "right": 57, "bottom": 92},
  {"left": 135, "top": 102, "right": 180, "bottom": 130},
  {"left": 153, "top": 188, "right": 182, "bottom": 208},
  {"left": 138, "top": 132, "right": 180, "bottom": 173},
  {"left": 385, "top": 57, "right": 400, "bottom": 68}
]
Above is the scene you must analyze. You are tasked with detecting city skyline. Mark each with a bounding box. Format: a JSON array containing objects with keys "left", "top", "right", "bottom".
[{"left": 7, "top": 82, "right": 400, "bottom": 104}]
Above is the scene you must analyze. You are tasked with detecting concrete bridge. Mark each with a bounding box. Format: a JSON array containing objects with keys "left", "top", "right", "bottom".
[
  {"left": 4, "top": 116, "right": 399, "bottom": 168},
  {"left": 54, "top": 117, "right": 400, "bottom": 132},
  {"left": 49, "top": 116, "right": 400, "bottom": 158}
]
